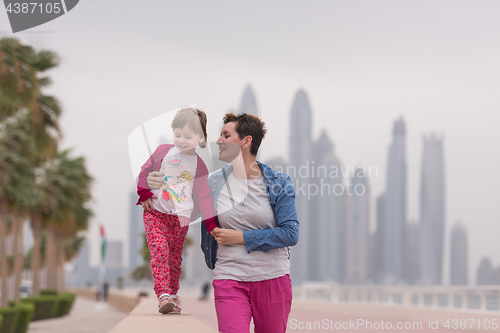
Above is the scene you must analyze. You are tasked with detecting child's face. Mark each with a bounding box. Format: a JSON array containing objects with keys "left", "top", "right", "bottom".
[{"left": 173, "top": 125, "right": 203, "bottom": 155}]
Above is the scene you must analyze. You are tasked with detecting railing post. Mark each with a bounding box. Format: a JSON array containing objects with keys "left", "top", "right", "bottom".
[
  {"left": 402, "top": 289, "right": 411, "bottom": 307},
  {"left": 461, "top": 291, "right": 468, "bottom": 310},
  {"left": 480, "top": 290, "right": 487, "bottom": 311}
]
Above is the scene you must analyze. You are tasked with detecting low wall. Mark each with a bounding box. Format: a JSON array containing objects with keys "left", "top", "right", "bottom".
[{"left": 69, "top": 288, "right": 140, "bottom": 313}]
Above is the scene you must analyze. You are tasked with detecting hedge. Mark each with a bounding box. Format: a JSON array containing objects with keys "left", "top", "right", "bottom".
[
  {"left": 58, "top": 293, "right": 76, "bottom": 316},
  {"left": 0, "top": 307, "right": 20, "bottom": 333},
  {"left": 19, "top": 296, "right": 59, "bottom": 321},
  {"left": 39, "top": 289, "right": 58, "bottom": 297},
  {"left": 13, "top": 303, "right": 34, "bottom": 333},
  {"left": 55, "top": 295, "right": 70, "bottom": 317}
]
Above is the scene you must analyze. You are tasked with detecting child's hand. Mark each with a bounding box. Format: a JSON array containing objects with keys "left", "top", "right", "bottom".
[
  {"left": 147, "top": 171, "right": 164, "bottom": 189},
  {"left": 141, "top": 195, "right": 157, "bottom": 212}
]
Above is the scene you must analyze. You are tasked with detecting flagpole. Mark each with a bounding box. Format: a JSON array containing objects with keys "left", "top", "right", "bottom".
[{"left": 98, "top": 224, "right": 107, "bottom": 301}]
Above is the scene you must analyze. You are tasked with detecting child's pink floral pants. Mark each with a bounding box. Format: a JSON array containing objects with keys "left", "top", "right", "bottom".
[{"left": 143, "top": 208, "right": 189, "bottom": 298}]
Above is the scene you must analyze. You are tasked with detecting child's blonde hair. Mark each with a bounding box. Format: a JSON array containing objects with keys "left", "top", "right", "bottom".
[{"left": 171, "top": 106, "right": 208, "bottom": 148}]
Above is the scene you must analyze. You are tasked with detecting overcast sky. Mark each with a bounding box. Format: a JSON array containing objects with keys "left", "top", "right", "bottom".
[{"left": 1, "top": 0, "right": 499, "bottom": 284}]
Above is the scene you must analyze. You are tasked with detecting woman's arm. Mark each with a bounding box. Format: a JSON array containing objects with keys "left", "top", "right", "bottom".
[{"left": 243, "top": 175, "right": 300, "bottom": 253}]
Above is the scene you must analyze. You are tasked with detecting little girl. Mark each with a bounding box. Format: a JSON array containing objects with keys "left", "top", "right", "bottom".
[{"left": 136, "top": 107, "right": 217, "bottom": 314}]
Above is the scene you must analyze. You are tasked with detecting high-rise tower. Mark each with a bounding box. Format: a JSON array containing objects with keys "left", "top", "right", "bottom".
[
  {"left": 288, "top": 89, "right": 312, "bottom": 283},
  {"left": 239, "top": 85, "right": 259, "bottom": 117},
  {"left": 450, "top": 222, "right": 468, "bottom": 285},
  {"left": 418, "top": 134, "right": 445, "bottom": 284},
  {"left": 383, "top": 117, "right": 407, "bottom": 283}
]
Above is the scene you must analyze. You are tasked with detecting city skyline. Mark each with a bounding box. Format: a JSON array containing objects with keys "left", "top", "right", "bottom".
[{"left": 5, "top": 1, "right": 498, "bottom": 285}]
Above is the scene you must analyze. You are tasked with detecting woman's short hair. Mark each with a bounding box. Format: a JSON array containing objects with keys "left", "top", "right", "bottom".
[
  {"left": 223, "top": 113, "right": 267, "bottom": 155},
  {"left": 172, "top": 106, "right": 208, "bottom": 148}
]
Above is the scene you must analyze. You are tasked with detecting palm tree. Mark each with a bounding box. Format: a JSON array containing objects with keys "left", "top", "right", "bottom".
[
  {"left": 1, "top": 37, "right": 62, "bottom": 300},
  {"left": 42, "top": 150, "right": 92, "bottom": 291},
  {"left": 0, "top": 111, "right": 32, "bottom": 305}
]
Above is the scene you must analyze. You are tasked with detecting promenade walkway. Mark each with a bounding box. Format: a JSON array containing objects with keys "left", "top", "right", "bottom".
[
  {"left": 27, "top": 296, "right": 126, "bottom": 333},
  {"left": 26, "top": 290, "right": 493, "bottom": 332}
]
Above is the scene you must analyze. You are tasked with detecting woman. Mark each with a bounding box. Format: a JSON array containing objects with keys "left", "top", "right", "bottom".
[{"left": 202, "top": 113, "right": 299, "bottom": 333}]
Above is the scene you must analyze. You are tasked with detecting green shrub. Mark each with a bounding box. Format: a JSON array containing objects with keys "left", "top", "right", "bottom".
[
  {"left": 58, "top": 293, "right": 76, "bottom": 316},
  {"left": 0, "top": 315, "right": 3, "bottom": 331},
  {"left": 13, "top": 303, "right": 34, "bottom": 333},
  {"left": 19, "top": 296, "right": 58, "bottom": 321},
  {"left": 0, "top": 307, "right": 20, "bottom": 333},
  {"left": 39, "top": 289, "right": 58, "bottom": 296}
]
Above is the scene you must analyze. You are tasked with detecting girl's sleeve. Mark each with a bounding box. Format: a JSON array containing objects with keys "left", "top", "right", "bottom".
[
  {"left": 136, "top": 147, "right": 159, "bottom": 205},
  {"left": 195, "top": 162, "right": 218, "bottom": 233},
  {"left": 242, "top": 175, "right": 299, "bottom": 253},
  {"left": 198, "top": 175, "right": 218, "bottom": 233}
]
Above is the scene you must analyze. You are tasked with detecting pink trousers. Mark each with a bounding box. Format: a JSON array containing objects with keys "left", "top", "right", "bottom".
[
  {"left": 143, "top": 209, "right": 189, "bottom": 298},
  {"left": 213, "top": 275, "right": 293, "bottom": 333}
]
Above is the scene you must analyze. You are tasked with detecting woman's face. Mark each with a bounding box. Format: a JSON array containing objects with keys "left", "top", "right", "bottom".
[{"left": 216, "top": 121, "right": 246, "bottom": 162}]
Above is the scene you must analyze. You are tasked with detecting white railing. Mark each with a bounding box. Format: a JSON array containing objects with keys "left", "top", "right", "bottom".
[{"left": 293, "top": 283, "right": 500, "bottom": 312}]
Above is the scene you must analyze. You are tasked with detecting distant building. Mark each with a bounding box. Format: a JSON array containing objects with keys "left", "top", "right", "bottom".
[
  {"left": 129, "top": 190, "right": 144, "bottom": 277},
  {"left": 107, "top": 241, "right": 123, "bottom": 268},
  {"left": 418, "top": 134, "right": 445, "bottom": 285},
  {"left": 382, "top": 117, "right": 407, "bottom": 283},
  {"left": 371, "top": 193, "right": 385, "bottom": 283},
  {"left": 345, "top": 168, "right": 370, "bottom": 284},
  {"left": 239, "top": 85, "right": 259, "bottom": 117},
  {"left": 450, "top": 222, "right": 468, "bottom": 285},
  {"left": 288, "top": 89, "right": 313, "bottom": 284},
  {"left": 310, "top": 131, "right": 346, "bottom": 282},
  {"left": 477, "top": 257, "right": 495, "bottom": 285},
  {"left": 404, "top": 221, "right": 420, "bottom": 284}
]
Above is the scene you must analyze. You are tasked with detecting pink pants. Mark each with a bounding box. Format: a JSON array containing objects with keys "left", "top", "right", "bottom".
[
  {"left": 143, "top": 209, "right": 189, "bottom": 298},
  {"left": 213, "top": 275, "right": 293, "bottom": 333}
]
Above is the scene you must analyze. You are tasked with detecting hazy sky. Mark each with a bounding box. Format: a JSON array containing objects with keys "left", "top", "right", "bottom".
[{"left": 1, "top": 0, "right": 499, "bottom": 284}]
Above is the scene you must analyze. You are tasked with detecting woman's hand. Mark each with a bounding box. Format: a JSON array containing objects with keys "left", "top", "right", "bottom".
[
  {"left": 141, "top": 195, "right": 157, "bottom": 212},
  {"left": 210, "top": 227, "right": 245, "bottom": 245},
  {"left": 147, "top": 171, "right": 164, "bottom": 190}
]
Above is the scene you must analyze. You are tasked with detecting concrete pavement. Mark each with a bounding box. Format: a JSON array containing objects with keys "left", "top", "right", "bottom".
[{"left": 28, "top": 296, "right": 127, "bottom": 333}]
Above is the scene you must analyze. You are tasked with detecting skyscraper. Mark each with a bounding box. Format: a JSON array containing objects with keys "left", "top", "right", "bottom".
[
  {"left": 346, "top": 168, "right": 370, "bottom": 284},
  {"left": 313, "top": 131, "right": 346, "bottom": 282},
  {"left": 129, "top": 190, "right": 144, "bottom": 276},
  {"left": 404, "top": 221, "right": 420, "bottom": 284},
  {"left": 450, "top": 222, "right": 468, "bottom": 285},
  {"left": 239, "top": 85, "right": 259, "bottom": 117},
  {"left": 383, "top": 117, "right": 407, "bottom": 283},
  {"left": 418, "top": 134, "right": 445, "bottom": 285},
  {"left": 477, "top": 257, "right": 495, "bottom": 285},
  {"left": 371, "top": 193, "right": 385, "bottom": 283},
  {"left": 288, "top": 89, "right": 312, "bottom": 283}
]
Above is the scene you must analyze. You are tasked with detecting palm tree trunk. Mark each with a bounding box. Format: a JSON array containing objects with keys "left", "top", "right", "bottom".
[
  {"left": 31, "top": 214, "right": 42, "bottom": 296},
  {"left": 11, "top": 211, "right": 21, "bottom": 302},
  {"left": 13, "top": 212, "right": 24, "bottom": 302},
  {"left": 56, "top": 238, "right": 65, "bottom": 293},
  {"left": 0, "top": 202, "right": 10, "bottom": 307},
  {"left": 45, "top": 229, "right": 58, "bottom": 289}
]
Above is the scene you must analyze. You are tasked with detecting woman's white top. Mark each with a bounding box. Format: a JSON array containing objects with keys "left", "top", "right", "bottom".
[{"left": 213, "top": 173, "right": 290, "bottom": 281}]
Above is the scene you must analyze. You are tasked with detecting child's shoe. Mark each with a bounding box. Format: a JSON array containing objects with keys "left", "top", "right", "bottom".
[
  {"left": 158, "top": 295, "right": 175, "bottom": 314},
  {"left": 169, "top": 295, "right": 181, "bottom": 314}
]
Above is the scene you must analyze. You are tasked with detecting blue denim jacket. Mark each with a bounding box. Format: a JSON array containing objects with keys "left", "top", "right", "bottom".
[{"left": 201, "top": 161, "right": 300, "bottom": 269}]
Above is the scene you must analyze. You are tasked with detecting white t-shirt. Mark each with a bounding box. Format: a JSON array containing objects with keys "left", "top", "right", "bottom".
[
  {"left": 213, "top": 174, "right": 290, "bottom": 282},
  {"left": 151, "top": 146, "right": 198, "bottom": 219}
]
